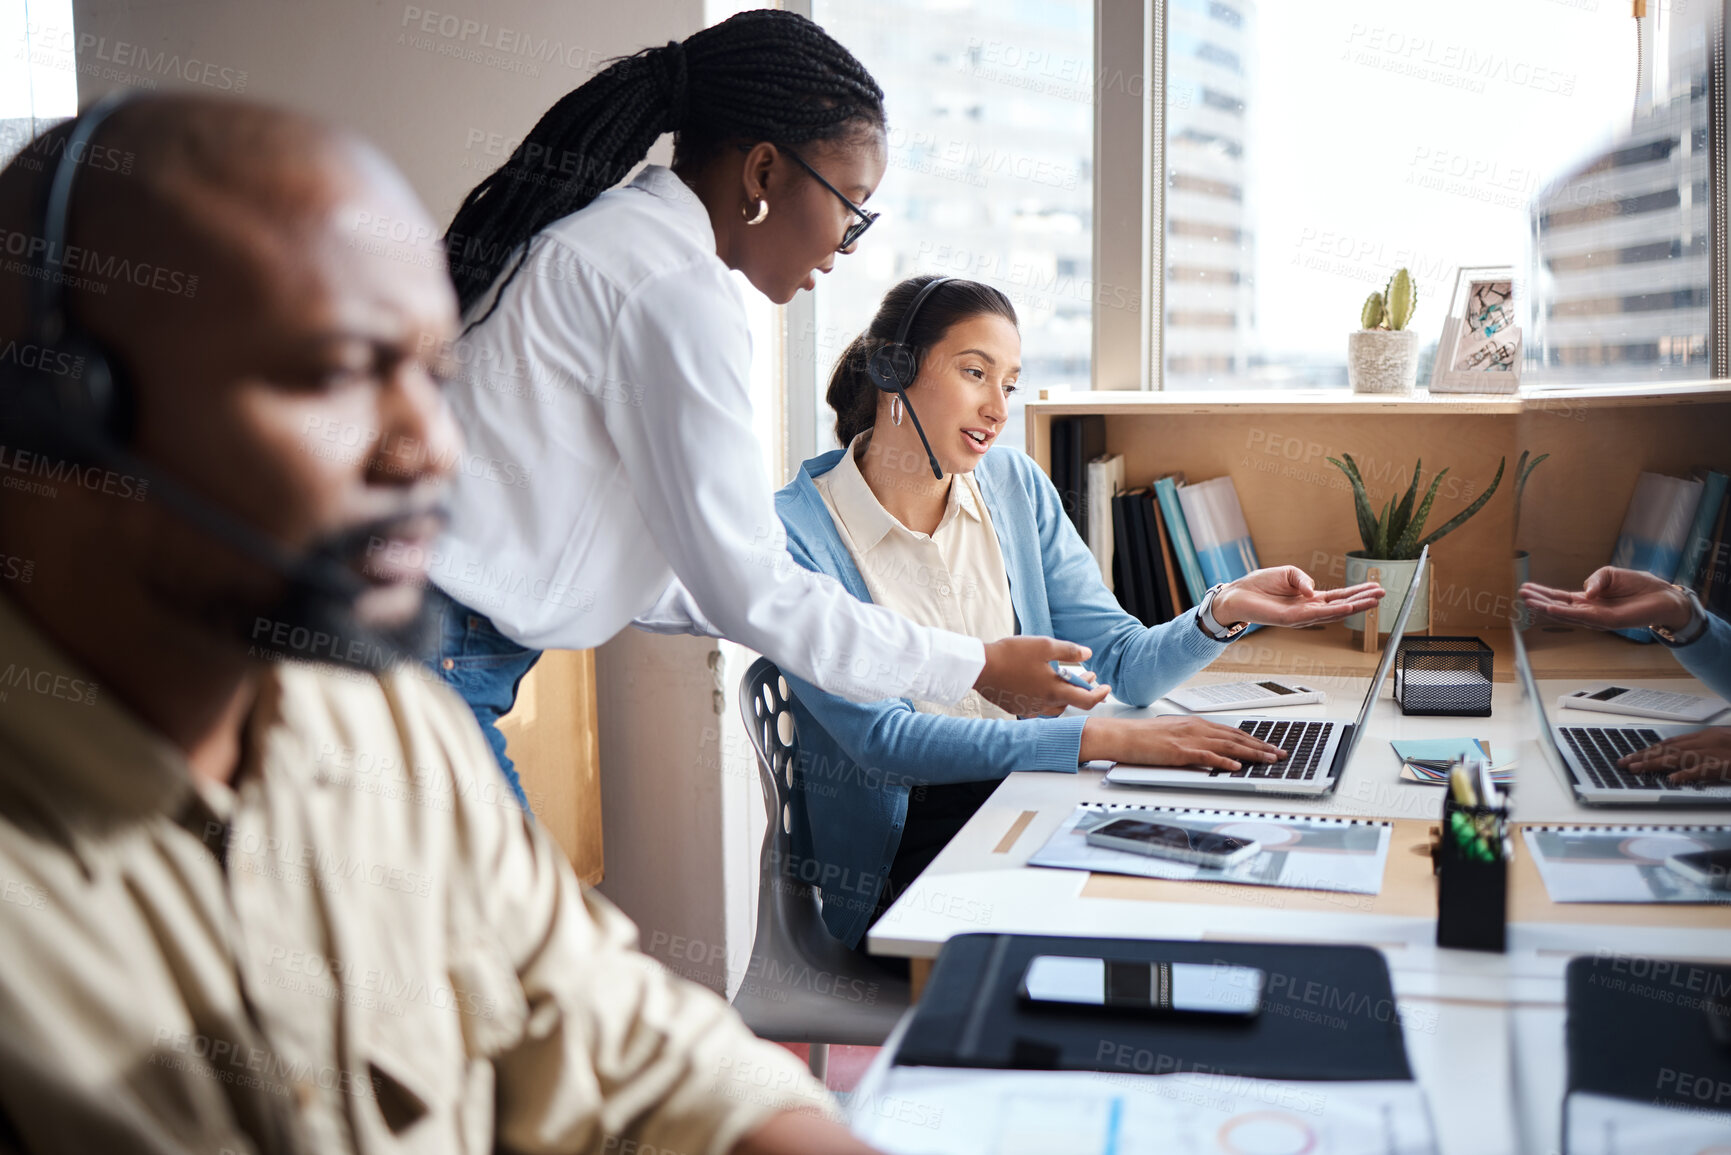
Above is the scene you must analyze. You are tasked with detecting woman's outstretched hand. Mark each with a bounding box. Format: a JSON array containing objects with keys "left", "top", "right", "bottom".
[
  {"left": 1519, "top": 567, "right": 1697, "bottom": 633},
  {"left": 1210, "top": 566, "right": 1387, "bottom": 629}
]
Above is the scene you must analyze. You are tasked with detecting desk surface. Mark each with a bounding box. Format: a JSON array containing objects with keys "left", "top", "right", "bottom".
[{"left": 863, "top": 665, "right": 1731, "bottom": 1155}]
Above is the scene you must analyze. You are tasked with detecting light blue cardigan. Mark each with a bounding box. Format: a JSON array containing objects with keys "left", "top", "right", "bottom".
[
  {"left": 774, "top": 446, "right": 1231, "bottom": 948},
  {"left": 1674, "top": 612, "right": 1731, "bottom": 702}
]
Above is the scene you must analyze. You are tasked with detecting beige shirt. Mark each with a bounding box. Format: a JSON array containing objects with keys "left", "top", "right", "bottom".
[
  {"left": 0, "top": 594, "right": 830, "bottom": 1154},
  {"left": 815, "top": 435, "right": 1017, "bottom": 719}
]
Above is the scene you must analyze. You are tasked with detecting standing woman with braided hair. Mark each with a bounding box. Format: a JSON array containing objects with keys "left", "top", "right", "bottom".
[{"left": 428, "top": 9, "right": 1103, "bottom": 807}]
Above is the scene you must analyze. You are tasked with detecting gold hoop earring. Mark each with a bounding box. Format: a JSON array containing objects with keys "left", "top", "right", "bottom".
[
  {"left": 890, "top": 395, "right": 903, "bottom": 426},
  {"left": 743, "top": 199, "right": 768, "bottom": 225}
]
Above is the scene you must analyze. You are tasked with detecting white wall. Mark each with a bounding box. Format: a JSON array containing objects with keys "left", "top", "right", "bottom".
[
  {"left": 67, "top": 0, "right": 767, "bottom": 994},
  {"left": 68, "top": 0, "right": 701, "bottom": 222}
]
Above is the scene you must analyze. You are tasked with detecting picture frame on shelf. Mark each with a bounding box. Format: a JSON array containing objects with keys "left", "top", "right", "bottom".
[{"left": 1429, "top": 265, "right": 1522, "bottom": 394}]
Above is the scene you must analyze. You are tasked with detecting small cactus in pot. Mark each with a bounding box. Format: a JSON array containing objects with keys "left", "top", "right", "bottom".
[{"left": 1348, "top": 268, "right": 1421, "bottom": 394}]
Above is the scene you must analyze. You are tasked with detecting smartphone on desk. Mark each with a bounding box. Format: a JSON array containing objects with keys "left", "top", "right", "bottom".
[
  {"left": 1085, "top": 818, "right": 1260, "bottom": 869},
  {"left": 1019, "top": 955, "right": 1264, "bottom": 1018},
  {"left": 1663, "top": 847, "right": 1731, "bottom": 891}
]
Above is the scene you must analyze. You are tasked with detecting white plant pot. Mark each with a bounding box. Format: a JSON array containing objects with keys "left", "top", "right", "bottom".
[
  {"left": 1347, "top": 329, "right": 1419, "bottom": 395},
  {"left": 1342, "top": 552, "right": 1430, "bottom": 634}
]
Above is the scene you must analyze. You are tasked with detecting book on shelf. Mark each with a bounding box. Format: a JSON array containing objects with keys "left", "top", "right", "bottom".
[
  {"left": 1608, "top": 471, "right": 1704, "bottom": 642},
  {"left": 1085, "top": 454, "right": 1124, "bottom": 588},
  {"left": 1673, "top": 468, "right": 1727, "bottom": 591}
]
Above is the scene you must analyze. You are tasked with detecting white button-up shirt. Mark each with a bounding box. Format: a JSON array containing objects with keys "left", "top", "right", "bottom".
[
  {"left": 432, "top": 165, "right": 983, "bottom": 704},
  {"left": 816, "top": 435, "right": 1017, "bottom": 719}
]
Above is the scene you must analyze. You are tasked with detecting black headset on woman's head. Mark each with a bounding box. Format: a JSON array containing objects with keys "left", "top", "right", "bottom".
[{"left": 864, "top": 275, "right": 951, "bottom": 481}]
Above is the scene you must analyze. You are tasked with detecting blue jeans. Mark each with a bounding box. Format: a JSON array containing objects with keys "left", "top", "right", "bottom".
[{"left": 427, "top": 588, "right": 541, "bottom": 810}]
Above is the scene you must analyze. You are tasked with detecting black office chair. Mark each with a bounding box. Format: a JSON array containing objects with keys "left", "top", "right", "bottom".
[{"left": 732, "top": 658, "right": 911, "bottom": 1080}]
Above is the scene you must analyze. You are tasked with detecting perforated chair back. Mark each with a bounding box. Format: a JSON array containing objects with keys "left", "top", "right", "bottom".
[{"left": 731, "top": 658, "right": 909, "bottom": 1046}]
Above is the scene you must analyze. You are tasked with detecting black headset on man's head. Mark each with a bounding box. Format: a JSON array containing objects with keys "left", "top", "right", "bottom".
[
  {"left": 864, "top": 274, "right": 952, "bottom": 481},
  {"left": 2, "top": 90, "right": 364, "bottom": 601}
]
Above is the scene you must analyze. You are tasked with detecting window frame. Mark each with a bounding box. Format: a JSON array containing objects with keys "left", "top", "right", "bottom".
[
  {"left": 1096, "top": 0, "right": 1731, "bottom": 391},
  {"left": 782, "top": 0, "right": 1729, "bottom": 455}
]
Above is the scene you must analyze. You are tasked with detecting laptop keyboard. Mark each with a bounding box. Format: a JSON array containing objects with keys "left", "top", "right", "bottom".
[
  {"left": 1560, "top": 726, "right": 1687, "bottom": 791},
  {"left": 1215, "top": 720, "right": 1333, "bottom": 780}
]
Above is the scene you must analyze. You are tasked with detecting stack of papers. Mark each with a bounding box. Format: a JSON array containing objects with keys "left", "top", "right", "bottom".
[
  {"left": 1523, "top": 825, "right": 1731, "bottom": 904},
  {"left": 1029, "top": 803, "right": 1392, "bottom": 896},
  {"left": 849, "top": 1067, "right": 1438, "bottom": 1154},
  {"left": 1391, "top": 738, "right": 1513, "bottom": 787}
]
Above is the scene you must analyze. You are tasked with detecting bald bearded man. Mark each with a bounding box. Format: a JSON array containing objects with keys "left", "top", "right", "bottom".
[{"left": 0, "top": 93, "right": 879, "bottom": 1155}]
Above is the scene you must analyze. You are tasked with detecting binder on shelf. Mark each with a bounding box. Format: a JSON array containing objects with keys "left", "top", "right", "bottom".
[
  {"left": 893, "top": 933, "right": 1415, "bottom": 1083},
  {"left": 1152, "top": 475, "right": 1208, "bottom": 607},
  {"left": 1701, "top": 487, "right": 1731, "bottom": 614},
  {"left": 1140, "top": 492, "right": 1176, "bottom": 622},
  {"left": 1177, "top": 475, "right": 1262, "bottom": 587},
  {"left": 1149, "top": 491, "right": 1187, "bottom": 615},
  {"left": 1110, "top": 492, "right": 1140, "bottom": 622},
  {"left": 1050, "top": 415, "right": 1105, "bottom": 542},
  {"left": 1608, "top": 471, "right": 1704, "bottom": 642},
  {"left": 1564, "top": 954, "right": 1731, "bottom": 1149},
  {"left": 1127, "top": 490, "right": 1163, "bottom": 626},
  {"left": 1085, "top": 454, "right": 1124, "bottom": 588}
]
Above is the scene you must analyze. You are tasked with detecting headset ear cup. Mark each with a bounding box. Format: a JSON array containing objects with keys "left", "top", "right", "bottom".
[
  {"left": 866, "top": 344, "right": 900, "bottom": 393},
  {"left": 70, "top": 340, "right": 133, "bottom": 445},
  {"left": 0, "top": 339, "right": 129, "bottom": 460},
  {"left": 867, "top": 344, "right": 918, "bottom": 394}
]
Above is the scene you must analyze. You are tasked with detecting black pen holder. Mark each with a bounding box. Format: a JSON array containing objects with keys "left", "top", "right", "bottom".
[
  {"left": 1433, "top": 792, "right": 1508, "bottom": 952},
  {"left": 1395, "top": 636, "right": 1494, "bottom": 717}
]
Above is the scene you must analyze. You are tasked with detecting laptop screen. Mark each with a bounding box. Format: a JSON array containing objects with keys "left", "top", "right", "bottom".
[
  {"left": 1332, "top": 546, "right": 1430, "bottom": 774},
  {"left": 1353, "top": 546, "right": 1429, "bottom": 732},
  {"left": 1511, "top": 624, "right": 1571, "bottom": 773}
]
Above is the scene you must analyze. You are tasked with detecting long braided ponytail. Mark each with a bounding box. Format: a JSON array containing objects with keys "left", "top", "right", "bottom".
[{"left": 445, "top": 9, "right": 885, "bottom": 323}]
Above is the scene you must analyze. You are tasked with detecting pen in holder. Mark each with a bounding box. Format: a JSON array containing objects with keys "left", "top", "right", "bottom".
[{"left": 1433, "top": 789, "right": 1509, "bottom": 952}]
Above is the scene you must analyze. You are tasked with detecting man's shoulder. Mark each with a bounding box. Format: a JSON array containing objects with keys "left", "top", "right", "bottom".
[{"left": 272, "top": 661, "right": 524, "bottom": 815}]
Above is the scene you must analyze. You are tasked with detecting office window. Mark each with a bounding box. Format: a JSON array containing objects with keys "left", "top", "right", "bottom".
[
  {"left": 2, "top": 0, "right": 78, "bottom": 163},
  {"left": 1161, "top": 0, "right": 1721, "bottom": 389},
  {"left": 810, "top": 0, "right": 1093, "bottom": 454}
]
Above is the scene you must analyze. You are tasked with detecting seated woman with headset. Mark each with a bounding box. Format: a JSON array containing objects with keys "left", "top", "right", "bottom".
[{"left": 772, "top": 275, "right": 1387, "bottom": 953}]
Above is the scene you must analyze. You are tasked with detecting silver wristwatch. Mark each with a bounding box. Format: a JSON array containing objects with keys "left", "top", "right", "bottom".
[
  {"left": 1196, "top": 583, "right": 1248, "bottom": 642},
  {"left": 1650, "top": 583, "right": 1709, "bottom": 647}
]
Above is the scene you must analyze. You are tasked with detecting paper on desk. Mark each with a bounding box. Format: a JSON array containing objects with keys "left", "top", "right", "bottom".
[
  {"left": 849, "top": 1067, "right": 1438, "bottom": 1155},
  {"left": 1391, "top": 738, "right": 1514, "bottom": 787},
  {"left": 1522, "top": 825, "right": 1731, "bottom": 903},
  {"left": 1028, "top": 803, "right": 1392, "bottom": 895},
  {"left": 1565, "top": 1090, "right": 1731, "bottom": 1154}
]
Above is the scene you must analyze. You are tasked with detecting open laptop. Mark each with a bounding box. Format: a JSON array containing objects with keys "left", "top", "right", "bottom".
[
  {"left": 1512, "top": 626, "right": 1731, "bottom": 806},
  {"left": 1105, "top": 546, "right": 1429, "bottom": 797}
]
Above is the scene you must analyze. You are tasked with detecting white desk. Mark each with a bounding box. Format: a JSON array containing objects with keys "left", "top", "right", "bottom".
[{"left": 863, "top": 667, "right": 1731, "bottom": 1155}]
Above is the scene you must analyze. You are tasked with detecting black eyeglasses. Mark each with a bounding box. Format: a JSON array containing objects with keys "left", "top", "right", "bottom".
[{"left": 784, "top": 149, "right": 880, "bottom": 251}]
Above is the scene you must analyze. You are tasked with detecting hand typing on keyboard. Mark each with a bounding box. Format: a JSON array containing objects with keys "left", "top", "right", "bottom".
[
  {"left": 1078, "top": 716, "right": 1286, "bottom": 771},
  {"left": 1619, "top": 726, "right": 1731, "bottom": 785}
]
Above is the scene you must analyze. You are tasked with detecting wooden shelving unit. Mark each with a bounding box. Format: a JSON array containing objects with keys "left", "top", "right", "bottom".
[{"left": 1028, "top": 384, "right": 1731, "bottom": 682}]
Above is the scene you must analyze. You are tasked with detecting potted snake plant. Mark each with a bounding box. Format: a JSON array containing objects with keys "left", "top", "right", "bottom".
[
  {"left": 1512, "top": 449, "right": 1549, "bottom": 630},
  {"left": 1348, "top": 268, "right": 1419, "bottom": 394},
  {"left": 1327, "top": 453, "right": 1505, "bottom": 633}
]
